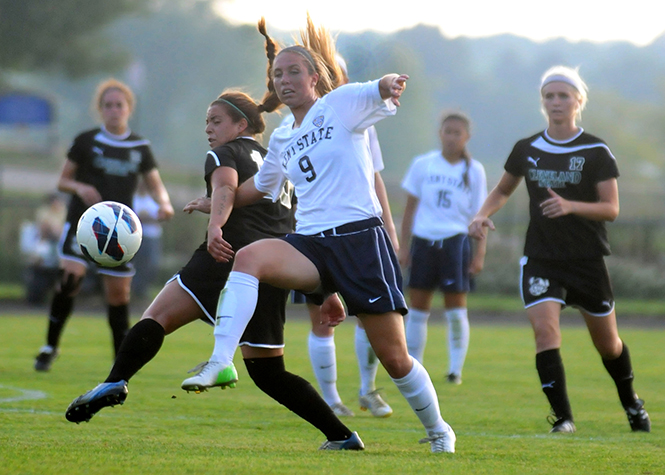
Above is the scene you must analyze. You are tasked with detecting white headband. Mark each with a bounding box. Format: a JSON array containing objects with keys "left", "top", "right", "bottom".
[{"left": 541, "top": 74, "right": 584, "bottom": 93}]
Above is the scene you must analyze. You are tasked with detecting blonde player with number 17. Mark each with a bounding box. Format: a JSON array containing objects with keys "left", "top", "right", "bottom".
[{"left": 469, "top": 65, "right": 650, "bottom": 434}]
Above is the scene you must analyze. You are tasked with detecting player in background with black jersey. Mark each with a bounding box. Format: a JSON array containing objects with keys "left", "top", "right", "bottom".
[
  {"left": 65, "top": 90, "right": 360, "bottom": 451},
  {"left": 469, "top": 66, "right": 650, "bottom": 434},
  {"left": 34, "top": 79, "right": 174, "bottom": 372}
]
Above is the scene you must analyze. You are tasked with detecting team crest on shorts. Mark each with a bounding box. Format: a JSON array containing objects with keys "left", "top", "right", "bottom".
[
  {"left": 528, "top": 277, "right": 549, "bottom": 296},
  {"left": 313, "top": 115, "right": 324, "bottom": 127}
]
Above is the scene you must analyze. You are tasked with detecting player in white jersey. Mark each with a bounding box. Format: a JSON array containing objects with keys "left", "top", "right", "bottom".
[
  {"left": 399, "top": 111, "right": 487, "bottom": 385},
  {"left": 181, "top": 16, "right": 455, "bottom": 453},
  {"left": 285, "top": 56, "right": 397, "bottom": 419},
  {"left": 469, "top": 66, "right": 650, "bottom": 434}
]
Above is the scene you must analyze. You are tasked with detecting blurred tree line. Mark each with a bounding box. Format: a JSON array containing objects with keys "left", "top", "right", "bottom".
[{"left": 2, "top": 0, "right": 665, "bottom": 297}]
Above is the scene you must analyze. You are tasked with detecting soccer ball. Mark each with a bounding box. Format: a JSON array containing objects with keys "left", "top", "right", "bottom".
[{"left": 76, "top": 201, "right": 143, "bottom": 267}]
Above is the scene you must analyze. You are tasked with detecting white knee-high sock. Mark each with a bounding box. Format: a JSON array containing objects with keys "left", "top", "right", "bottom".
[
  {"left": 308, "top": 332, "right": 341, "bottom": 406},
  {"left": 405, "top": 308, "right": 430, "bottom": 363},
  {"left": 445, "top": 307, "right": 469, "bottom": 376},
  {"left": 210, "top": 271, "right": 259, "bottom": 365},
  {"left": 392, "top": 357, "right": 450, "bottom": 436},
  {"left": 354, "top": 325, "right": 378, "bottom": 395}
]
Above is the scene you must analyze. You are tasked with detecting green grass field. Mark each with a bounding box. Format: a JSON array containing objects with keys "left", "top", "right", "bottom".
[{"left": 1, "top": 309, "right": 663, "bottom": 474}]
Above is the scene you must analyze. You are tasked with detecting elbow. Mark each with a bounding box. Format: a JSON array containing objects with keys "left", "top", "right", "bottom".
[{"left": 606, "top": 203, "right": 619, "bottom": 222}]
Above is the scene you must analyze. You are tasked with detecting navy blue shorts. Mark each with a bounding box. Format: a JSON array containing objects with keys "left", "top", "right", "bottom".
[
  {"left": 519, "top": 256, "right": 614, "bottom": 316},
  {"left": 59, "top": 221, "right": 135, "bottom": 277},
  {"left": 283, "top": 217, "right": 407, "bottom": 316},
  {"left": 408, "top": 234, "right": 471, "bottom": 293},
  {"left": 172, "top": 245, "right": 288, "bottom": 348}
]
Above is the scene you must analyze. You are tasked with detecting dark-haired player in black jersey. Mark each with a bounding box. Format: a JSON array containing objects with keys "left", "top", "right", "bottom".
[
  {"left": 470, "top": 65, "right": 650, "bottom": 434},
  {"left": 34, "top": 78, "right": 174, "bottom": 372},
  {"left": 65, "top": 90, "right": 360, "bottom": 450}
]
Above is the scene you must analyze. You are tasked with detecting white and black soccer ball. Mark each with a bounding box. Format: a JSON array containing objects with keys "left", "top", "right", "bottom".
[{"left": 76, "top": 201, "right": 143, "bottom": 267}]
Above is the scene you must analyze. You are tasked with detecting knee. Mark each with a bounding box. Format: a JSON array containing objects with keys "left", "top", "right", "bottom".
[
  {"left": 595, "top": 338, "right": 623, "bottom": 359},
  {"left": 59, "top": 271, "right": 84, "bottom": 297},
  {"left": 233, "top": 247, "right": 259, "bottom": 273},
  {"left": 244, "top": 357, "right": 284, "bottom": 390},
  {"left": 378, "top": 352, "right": 412, "bottom": 379}
]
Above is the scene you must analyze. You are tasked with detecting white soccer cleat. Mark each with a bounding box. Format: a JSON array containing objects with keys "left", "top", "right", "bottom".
[
  {"left": 181, "top": 361, "right": 238, "bottom": 393},
  {"left": 419, "top": 429, "right": 456, "bottom": 453},
  {"left": 329, "top": 402, "right": 355, "bottom": 417},
  {"left": 359, "top": 389, "right": 393, "bottom": 418}
]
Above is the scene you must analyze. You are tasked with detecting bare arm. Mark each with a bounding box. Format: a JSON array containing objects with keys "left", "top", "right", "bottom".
[
  {"left": 398, "top": 193, "right": 419, "bottom": 267},
  {"left": 468, "top": 171, "right": 522, "bottom": 240},
  {"left": 233, "top": 178, "right": 268, "bottom": 208},
  {"left": 379, "top": 74, "right": 409, "bottom": 106},
  {"left": 206, "top": 166, "right": 239, "bottom": 263},
  {"left": 374, "top": 172, "right": 399, "bottom": 252},
  {"left": 469, "top": 232, "right": 487, "bottom": 275},
  {"left": 142, "top": 168, "right": 174, "bottom": 221},
  {"left": 540, "top": 178, "right": 619, "bottom": 222},
  {"left": 57, "top": 159, "right": 102, "bottom": 206}
]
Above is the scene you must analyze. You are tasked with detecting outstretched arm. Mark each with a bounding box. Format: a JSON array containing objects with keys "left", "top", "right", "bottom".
[
  {"left": 469, "top": 172, "right": 522, "bottom": 241},
  {"left": 233, "top": 177, "right": 268, "bottom": 208},
  {"left": 379, "top": 74, "right": 409, "bottom": 106}
]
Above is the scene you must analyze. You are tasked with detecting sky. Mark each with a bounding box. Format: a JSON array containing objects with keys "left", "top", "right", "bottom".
[{"left": 213, "top": 0, "right": 665, "bottom": 46}]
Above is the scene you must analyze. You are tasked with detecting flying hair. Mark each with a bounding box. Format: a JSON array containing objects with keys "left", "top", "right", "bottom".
[
  {"left": 257, "top": 14, "right": 344, "bottom": 112},
  {"left": 257, "top": 18, "right": 283, "bottom": 114}
]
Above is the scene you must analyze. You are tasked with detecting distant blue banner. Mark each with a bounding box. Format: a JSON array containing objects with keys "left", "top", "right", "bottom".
[{"left": 0, "top": 93, "right": 53, "bottom": 125}]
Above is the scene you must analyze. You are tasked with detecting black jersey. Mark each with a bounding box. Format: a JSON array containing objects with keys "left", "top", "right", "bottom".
[
  {"left": 504, "top": 130, "right": 619, "bottom": 260},
  {"left": 65, "top": 127, "right": 157, "bottom": 224},
  {"left": 203, "top": 137, "right": 293, "bottom": 250}
]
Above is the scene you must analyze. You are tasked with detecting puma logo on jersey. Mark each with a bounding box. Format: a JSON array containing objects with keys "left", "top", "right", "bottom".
[{"left": 527, "top": 156, "right": 540, "bottom": 167}]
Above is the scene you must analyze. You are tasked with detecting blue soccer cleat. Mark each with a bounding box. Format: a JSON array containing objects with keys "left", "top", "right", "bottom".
[{"left": 65, "top": 380, "right": 128, "bottom": 423}]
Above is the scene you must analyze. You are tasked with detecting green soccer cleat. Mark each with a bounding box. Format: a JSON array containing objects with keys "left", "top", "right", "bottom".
[{"left": 181, "top": 361, "right": 238, "bottom": 393}]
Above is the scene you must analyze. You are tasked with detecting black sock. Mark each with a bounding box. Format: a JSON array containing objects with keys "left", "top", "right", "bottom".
[
  {"left": 46, "top": 291, "right": 75, "bottom": 348},
  {"left": 536, "top": 348, "right": 573, "bottom": 421},
  {"left": 108, "top": 304, "right": 130, "bottom": 357},
  {"left": 106, "top": 318, "right": 165, "bottom": 383},
  {"left": 244, "top": 356, "right": 352, "bottom": 441},
  {"left": 602, "top": 342, "right": 637, "bottom": 408}
]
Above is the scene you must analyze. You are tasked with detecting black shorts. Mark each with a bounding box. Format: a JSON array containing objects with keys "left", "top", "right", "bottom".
[
  {"left": 59, "top": 221, "right": 135, "bottom": 277},
  {"left": 172, "top": 245, "right": 288, "bottom": 348},
  {"left": 519, "top": 256, "right": 615, "bottom": 316},
  {"left": 408, "top": 234, "right": 471, "bottom": 293},
  {"left": 283, "top": 217, "right": 407, "bottom": 316}
]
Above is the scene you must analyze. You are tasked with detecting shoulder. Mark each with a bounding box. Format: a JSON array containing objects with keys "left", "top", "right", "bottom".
[
  {"left": 412, "top": 150, "right": 440, "bottom": 165},
  {"left": 468, "top": 158, "right": 486, "bottom": 172},
  {"left": 126, "top": 131, "right": 150, "bottom": 145},
  {"left": 208, "top": 138, "right": 264, "bottom": 163},
  {"left": 575, "top": 131, "right": 614, "bottom": 156},
  {"left": 514, "top": 132, "right": 543, "bottom": 149},
  {"left": 73, "top": 128, "right": 101, "bottom": 143}
]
